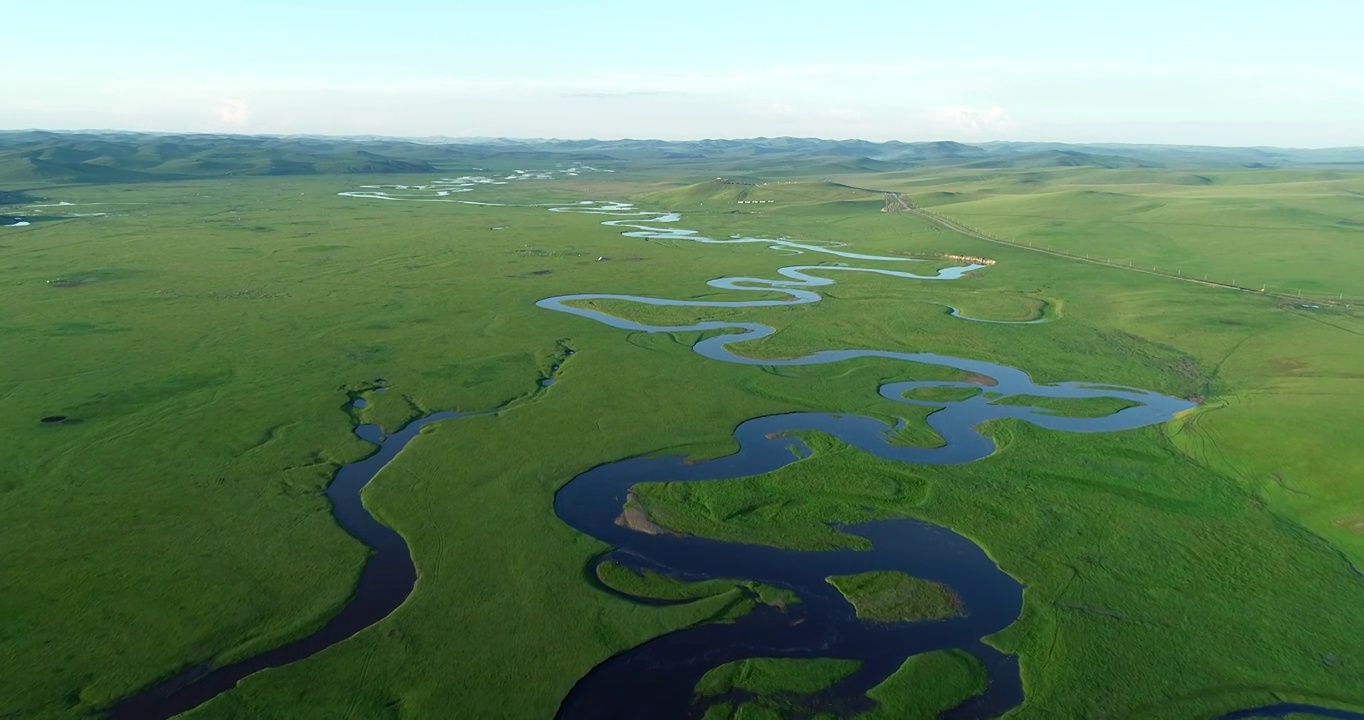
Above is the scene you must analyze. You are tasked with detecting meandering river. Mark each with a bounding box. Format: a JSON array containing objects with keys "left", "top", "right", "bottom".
[
  {"left": 102, "top": 187, "right": 1360, "bottom": 719},
  {"left": 534, "top": 203, "right": 1192, "bottom": 718}
]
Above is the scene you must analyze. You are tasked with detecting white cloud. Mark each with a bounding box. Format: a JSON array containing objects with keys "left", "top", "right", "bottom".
[
  {"left": 936, "top": 105, "right": 1012, "bottom": 133},
  {"left": 218, "top": 98, "right": 251, "bottom": 126}
]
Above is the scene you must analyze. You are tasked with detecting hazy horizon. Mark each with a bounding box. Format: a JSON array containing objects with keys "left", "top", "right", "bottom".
[
  {"left": 6, "top": 128, "right": 1364, "bottom": 153},
  {"left": 6, "top": 0, "right": 1362, "bottom": 148}
]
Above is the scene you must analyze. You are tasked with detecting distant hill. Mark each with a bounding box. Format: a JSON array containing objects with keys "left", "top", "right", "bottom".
[
  {"left": 0, "top": 132, "right": 450, "bottom": 184},
  {"left": 2, "top": 130, "right": 1361, "bottom": 186},
  {"left": 961, "top": 149, "right": 1155, "bottom": 170},
  {"left": 974, "top": 141, "right": 1364, "bottom": 168}
]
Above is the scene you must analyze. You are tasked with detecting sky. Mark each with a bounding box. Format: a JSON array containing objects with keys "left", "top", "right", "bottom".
[{"left": 5, "top": 0, "right": 1363, "bottom": 147}]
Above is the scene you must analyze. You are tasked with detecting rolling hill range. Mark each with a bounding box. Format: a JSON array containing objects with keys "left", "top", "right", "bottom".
[{"left": 3, "top": 131, "right": 1363, "bottom": 185}]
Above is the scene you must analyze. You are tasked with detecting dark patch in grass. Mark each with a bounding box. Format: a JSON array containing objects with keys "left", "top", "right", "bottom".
[
  {"left": 48, "top": 322, "right": 130, "bottom": 335},
  {"left": 1271, "top": 358, "right": 1310, "bottom": 373},
  {"left": 204, "top": 288, "right": 290, "bottom": 299},
  {"left": 345, "top": 346, "right": 392, "bottom": 364},
  {"left": 0, "top": 190, "right": 42, "bottom": 204},
  {"left": 1058, "top": 602, "right": 1131, "bottom": 621},
  {"left": 47, "top": 277, "right": 102, "bottom": 288},
  {"left": 296, "top": 244, "right": 350, "bottom": 252},
  {"left": 46, "top": 268, "right": 144, "bottom": 287},
  {"left": 67, "top": 368, "right": 235, "bottom": 419},
  {"left": 2, "top": 215, "right": 65, "bottom": 226}
]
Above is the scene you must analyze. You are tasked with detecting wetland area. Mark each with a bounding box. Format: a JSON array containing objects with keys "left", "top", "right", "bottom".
[{"left": 5, "top": 133, "right": 1364, "bottom": 720}]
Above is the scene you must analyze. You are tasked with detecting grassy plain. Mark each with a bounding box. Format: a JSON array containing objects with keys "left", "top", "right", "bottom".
[
  {"left": 3, "top": 152, "right": 1364, "bottom": 720},
  {"left": 894, "top": 167, "right": 1364, "bottom": 300}
]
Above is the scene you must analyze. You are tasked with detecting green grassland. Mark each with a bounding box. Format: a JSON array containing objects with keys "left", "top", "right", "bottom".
[
  {"left": 826, "top": 571, "right": 963, "bottom": 622},
  {"left": 4, "top": 140, "right": 1364, "bottom": 720},
  {"left": 882, "top": 166, "right": 1364, "bottom": 300}
]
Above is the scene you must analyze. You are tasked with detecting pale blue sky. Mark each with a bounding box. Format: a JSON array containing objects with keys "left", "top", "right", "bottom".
[{"left": 6, "top": 0, "right": 1362, "bottom": 146}]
